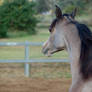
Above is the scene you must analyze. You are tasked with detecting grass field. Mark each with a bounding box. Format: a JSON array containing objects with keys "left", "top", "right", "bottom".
[{"left": 0, "top": 16, "right": 68, "bottom": 60}]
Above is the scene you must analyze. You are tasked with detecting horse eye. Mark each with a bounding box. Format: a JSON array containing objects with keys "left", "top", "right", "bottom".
[
  {"left": 49, "top": 18, "right": 57, "bottom": 33},
  {"left": 49, "top": 27, "right": 52, "bottom": 32}
]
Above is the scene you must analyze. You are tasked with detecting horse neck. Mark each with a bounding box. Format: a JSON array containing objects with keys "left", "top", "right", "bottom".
[{"left": 64, "top": 31, "right": 81, "bottom": 82}]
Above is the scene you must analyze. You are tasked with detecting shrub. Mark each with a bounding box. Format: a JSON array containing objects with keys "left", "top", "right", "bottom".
[
  {"left": 0, "top": 24, "right": 8, "bottom": 38},
  {"left": 57, "top": 0, "right": 87, "bottom": 15},
  {"left": 0, "top": 0, "right": 38, "bottom": 37},
  {"left": 64, "top": 5, "right": 75, "bottom": 13}
]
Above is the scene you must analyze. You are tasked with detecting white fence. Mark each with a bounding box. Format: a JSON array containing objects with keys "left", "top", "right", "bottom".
[{"left": 0, "top": 41, "right": 69, "bottom": 77}]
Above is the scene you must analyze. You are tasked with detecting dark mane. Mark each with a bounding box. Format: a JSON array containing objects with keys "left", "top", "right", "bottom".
[
  {"left": 62, "top": 13, "right": 92, "bottom": 80},
  {"left": 74, "top": 22, "right": 92, "bottom": 80}
]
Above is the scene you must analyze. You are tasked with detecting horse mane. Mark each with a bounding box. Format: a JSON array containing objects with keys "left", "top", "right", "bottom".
[
  {"left": 74, "top": 22, "right": 92, "bottom": 80},
  {"left": 63, "top": 14, "right": 92, "bottom": 79}
]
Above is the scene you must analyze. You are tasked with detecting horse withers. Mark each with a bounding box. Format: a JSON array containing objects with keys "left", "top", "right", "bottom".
[{"left": 42, "top": 5, "right": 92, "bottom": 92}]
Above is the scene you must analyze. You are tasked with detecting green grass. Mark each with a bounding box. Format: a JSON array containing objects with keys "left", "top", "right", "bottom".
[
  {"left": 0, "top": 20, "right": 69, "bottom": 78},
  {"left": 0, "top": 22, "right": 68, "bottom": 60}
]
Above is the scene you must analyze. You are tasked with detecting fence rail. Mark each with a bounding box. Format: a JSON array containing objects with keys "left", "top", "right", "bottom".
[{"left": 0, "top": 41, "right": 69, "bottom": 77}]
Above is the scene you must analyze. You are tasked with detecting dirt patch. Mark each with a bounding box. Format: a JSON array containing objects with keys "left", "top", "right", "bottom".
[
  {"left": 0, "top": 63, "right": 71, "bottom": 78},
  {"left": 0, "top": 63, "right": 71, "bottom": 92},
  {"left": 0, "top": 78, "right": 71, "bottom": 92}
]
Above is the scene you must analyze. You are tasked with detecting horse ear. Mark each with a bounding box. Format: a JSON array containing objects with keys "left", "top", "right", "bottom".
[
  {"left": 71, "top": 8, "right": 77, "bottom": 19},
  {"left": 55, "top": 5, "right": 63, "bottom": 19}
]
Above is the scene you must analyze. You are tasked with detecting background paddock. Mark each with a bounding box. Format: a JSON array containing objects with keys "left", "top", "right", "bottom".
[{"left": 0, "top": 0, "right": 92, "bottom": 92}]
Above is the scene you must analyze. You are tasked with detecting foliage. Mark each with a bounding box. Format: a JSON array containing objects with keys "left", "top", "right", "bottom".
[
  {"left": 0, "top": 24, "right": 8, "bottom": 38},
  {"left": 0, "top": 0, "right": 38, "bottom": 38},
  {"left": 35, "top": 0, "right": 92, "bottom": 15},
  {"left": 57, "top": 0, "right": 92, "bottom": 15},
  {"left": 35, "top": 0, "right": 51, "bottom": 13}
]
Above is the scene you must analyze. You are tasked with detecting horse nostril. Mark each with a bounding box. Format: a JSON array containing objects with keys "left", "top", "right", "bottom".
[
  {"left": 42, "top": 41, "right": 50, "bottom": 55},
  {"left": 42, "top": 47, "right": 50, "bottom": 55}
]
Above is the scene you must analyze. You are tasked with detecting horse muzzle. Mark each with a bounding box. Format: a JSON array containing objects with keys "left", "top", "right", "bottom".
[{"left": 42, "top": 46, "right": 65, "bottom": 57}]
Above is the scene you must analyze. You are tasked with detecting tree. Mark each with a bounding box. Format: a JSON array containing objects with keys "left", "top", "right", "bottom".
[
  {"left": 0, "top": 0, "right": 38, "bottom": 37},
  {"left": 35, "top": 0, "right": 51, "bottom": 13},
  {"left": 57, "top": 0, "right": 87, "bottom": 14}
]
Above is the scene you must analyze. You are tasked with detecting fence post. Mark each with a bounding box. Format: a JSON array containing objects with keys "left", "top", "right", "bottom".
[{"left": 24, "top": 41, "right": 30, "bottom": 77}]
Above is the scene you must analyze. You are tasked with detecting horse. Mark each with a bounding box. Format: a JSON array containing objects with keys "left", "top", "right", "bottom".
[{"left": 42, "top": 5, "right": 92, "bottom": 92}]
